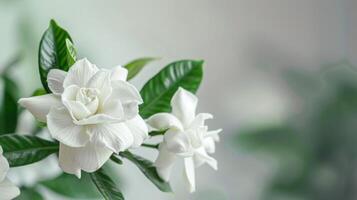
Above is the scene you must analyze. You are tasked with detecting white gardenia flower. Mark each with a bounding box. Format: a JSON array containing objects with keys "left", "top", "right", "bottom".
[
  {"left": 0, "top": 146, "right": 20, "bottom": 200},
  {"left": 146, "top": 87, "right": 221, "bottom": 192},
  {"left": 19, "top": 58, "right": 148, "bottom": 178}
]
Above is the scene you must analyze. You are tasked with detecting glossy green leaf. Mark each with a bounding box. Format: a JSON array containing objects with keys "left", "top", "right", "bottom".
[
  {"left": 139, "top": 60, "right": 203, "bottom": 118},
  {"left": 0, "top": 76, "right": 19, "bottom": 134},
  {"left": 41, "top": 173, "right": 101, "bottom": 198},
  {"left": 0, "top": 134, "right": 58, "bottom": 167},
  {"left": 124, "top": 57, "right": 158, "bottom": 80},
  {"left": 120, "top": 151, "right": 172, "bottom": 192},
  {"left": 65, "top": 39, "right": 77, "bottom": 66},
  {"left": 15, "top": 187, "right": 44, "bottom": 200},
  {"left": 38, "top": 19, "right": 74, "bottom": 92},
  {"left": 90, "top": 167, "right": 124, "bottom": 200}
]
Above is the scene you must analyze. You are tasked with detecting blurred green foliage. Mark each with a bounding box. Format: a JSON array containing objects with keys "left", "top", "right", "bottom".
[{"left": 236, "top": 62, "right": 357, "bottom": 200}]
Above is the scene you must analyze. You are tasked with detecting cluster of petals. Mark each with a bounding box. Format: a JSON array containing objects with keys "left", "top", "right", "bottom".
[
  {"left": 146, "top": 87, "right": 221, "bottom": 192},
  {"left": 19, "top": 58, "right": 148, "bottom": 177}
]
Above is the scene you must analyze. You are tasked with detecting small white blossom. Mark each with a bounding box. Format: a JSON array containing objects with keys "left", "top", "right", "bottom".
[
  {"left": 146, "top": 87, "right": 221, "bottom": 192},
  {"left": 19, "top": 58, "right": 148, "bottom": 177},
  {"left": 0, "top": 146, "right": 20, "bottom": 200}
]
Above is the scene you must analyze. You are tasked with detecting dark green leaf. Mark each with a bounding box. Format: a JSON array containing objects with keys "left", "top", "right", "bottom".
[
  {"left": 15, "top": 187, "right": 43, "bottom": 200},
  {"left": 139, "top": 60, "right": 203, "bottom": 118},
  {"left": 41, "top": 173, "right": 101, "bottom": 198},
  {"left": 0, "top": 76, "right": 19, "bottom": 134},
  {"left": 110, "top": 154, "right": 123, "bottom": 165},
  {"left": 90, "top": 167, "right": 124, "bottom": 200},
  {"left": 124, "top": 57, "right": 158, "bottom": 80},
  {"left": 38, "top": 19, "right": 74, "bottom": 92},
  {"left": 120, "top": 151, "right": 172, "bottom": 192},
  {"left": 0, "top": 134, "right": 58, "bottom": 167},
  {"left": 65, "top": 39, "right": 77, "bottom": 66}
]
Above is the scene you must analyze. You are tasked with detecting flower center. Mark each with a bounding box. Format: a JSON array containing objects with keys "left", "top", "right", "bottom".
[{"left": 76, "top": 88, "right": 100, "bottom": 115}]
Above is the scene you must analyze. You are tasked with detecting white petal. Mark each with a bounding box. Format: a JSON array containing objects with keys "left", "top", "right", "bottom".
[
  {"left": 74, "top": 114, "right": 122, "bottom": 125},
  {"left": 58, "top": 143, "right": 81, "bottom": 178},
  {"left": 164, "top": 129, "right": 193, "bottom": 156},
  {"left": 63, "top": 58, "right": 99, "bottom": 88},
  {"left": 90, "top": 123, "right": 134, "bottom": 153},
  {"left": 59, "top": 143, "right": 112, "bottom": 178},
  {"left": 65, "top": 101, "right": 91, "bottom": 120},
  {"left": 189, "top": 113, "right": 213, "bottom": 129},
  {"left": 0, "top": 178, "right": 20, "bottom": 200},
  {"left": 100, "top": 99, "right": 124, "bottom": 120},
  {"left": 0, "top": 148, "right": 9, "bottom": 182},
  {"left": 171, "top": 87, "right": 198, "bottom": 127},
  {"left": 47, "top": 107, "right": 89, "bottom": 147},
  {"left": 47, "top": 69, "right": 67, "bottom": 95},
  {"left": 146, "top": 113, "right": 183, "bottom": 131},
  {"left": 18, "top": 94, "right": 61, "bottom": 122},
  {"left": 183, "top": 157, "right": 196, "bottom": 193},
  {"left": 155, "top": 144, "right": 176, "bottom": 182},
  {"left": 122, "top": 102, "right": 140, "bottom": 120},
  {"left": 203, "top": 137, "right": 216, "bottom": 154},
  {"left": 111, "top": 65, "right": 128, "bottom": 81},
  {"left": 111, "top": 80, "right": 142, "bottom": 104},
  {"left": 194, "top": 147, "right": 218, "bottom": 170},
  {"left": 125, "top": 115, "right": 148, "bottom": 148},
  {"left": 86, "top": 70, "right": 112, "bottom": 104}
]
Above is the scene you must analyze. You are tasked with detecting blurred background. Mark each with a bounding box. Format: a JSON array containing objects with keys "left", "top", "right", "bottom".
[{"left": 1, "top": 0, "right": 357, "bottom": 199}]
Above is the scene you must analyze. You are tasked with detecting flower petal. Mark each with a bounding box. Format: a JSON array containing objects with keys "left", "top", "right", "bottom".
[
  {"left": 171, "top": 87, "right": 198, "bottom": 127},
  {"left": 100, "top": 99, "right": 124, "bottom": 120},
  {"left": 111, "top": 65, "right": 128, "bottom": 81},
  {"left": 18, "top": 94, "right": 61, "bottom": 122},
  {"left": 0, "top": 147, "right": 9, "bottom": 183},
  {"left": 86, "top": 70, "right": 112, "bottom": 104},
  {"left": 125, "top": 115, "right": 148, "bottom": 148},
  {"left": 47, "top": 69, "right": 67, "bottom": 95},
  {"left": 90, "top": 123, "right": 134, "bottom": 153},
  {"left": 194, "top": 147, "right": 217, "bottom": 170},
  {"left": 74, "top": 114, "right": 122, "bottom": 125},
  {"left": 155, "top": 144, "right": 176, "bottom": 182},
  {"left": 164, "top": 129, "right": 193, "bottom": 156},
  {"left": 203, "top": 137, "right": 216, "bottom": 154},
  {"left": 59, "top": 143, "right": 112, "bottom": 178},
  {"left": 47, "top": 107, "right": 89, "bottom": 147},
  {"left": 146, "top": 113, "right": 183, "bottom": 131},
  {"left": 183, "top": 157, "right": 196, "bottom": 193},
  {"left": 63, "top": 58, "right": 99, "bottom": 88},
  {"left": 189, "top": 113, "right": 213, "bottom": 129},
  {"left": 0, "top": 178, "right": 20, "bottom": 199},
  {"left": 111, "top": 80, "right": 142, "bottom": 104}
]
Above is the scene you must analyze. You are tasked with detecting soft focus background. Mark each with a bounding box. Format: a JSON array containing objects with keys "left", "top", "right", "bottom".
[{"left": 1, "top": 0, "right": 357, "bottom": 199}]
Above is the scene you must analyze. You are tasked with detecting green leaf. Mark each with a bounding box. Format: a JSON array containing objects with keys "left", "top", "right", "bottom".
[
  {"left": 120, "top": 151, "right": 172, "bottom": 192},
  {"left": 139, "top": 60, "right": 203, "bottom": 118},
  {"left": 38, "top": 19, "right": 74, "bottom": 93},
  {"left": 65, "top": 39, "right": 77, "bottom": 66},
  {"left": 110, "top": 154, "right": 123, "bottom": 165},
  {"left": 0, "top": 134, "right": 58, "bottom": 167},
  {"left": 124, "top": 57, "right": 158, "bottom": 80},
  {"left": 90, "top": 167, "right": 124, "bottom": 200},
  {"left": 41, "top": 173, "right": 101, "bottom": 198},
  {"left": 0, "top": 75, "right": 19, "bottom": 134},
  {"left": 15, "top": 187, "right": 44, "bottom": 200},
  {"left": 31, "top": 88, "right": 47, "bottom": 96}
]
